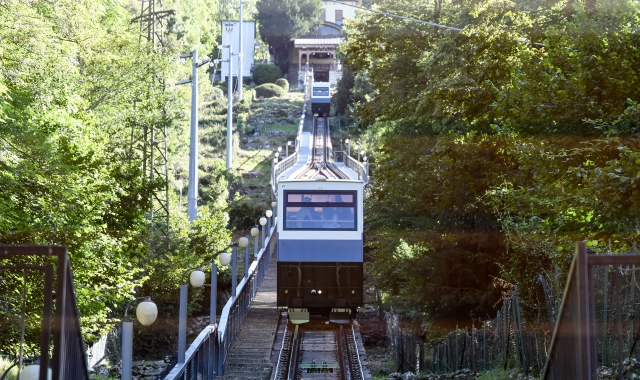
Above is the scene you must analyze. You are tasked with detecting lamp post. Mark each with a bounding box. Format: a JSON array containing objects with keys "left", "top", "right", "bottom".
[
  {"left": 354, "top": 145, "right": 359, "bottom": 160},
  {"left": 178, "top": 268, "right": 206, "bottom": 363},
  {"left": 229, "top": 237, "right": 248, "bottom": 298},
  {"left": 237, "top": 1, "right": 248, "bottom": 101},
  {"left": 345, "top": 139, "right": 350, "bottom": 157},
  {"left": 296, "top": 136, "right": 301, "bottom": 152},
  {"left": 241, "top": 234, "right": 250, "bottom": 279},
  {"left": 176, "top": 50, "right": 211, "bottom": 222},
  {"left": 251, "top": 224, "right": 260, "bottom": 259},
  {"left": 363, "top": 156, "right": 369, "bottom": 178},
  {"left": 360, "top": 149, "right": 365, "bottom": 163},
  {"left": 122, "top": 296, "right": 158, "bottom": 380},
  {"left": 266, "top": 209, "right": 273, "bottom": 233},
  {"left": 259, "top": 216, "right": 267, "bottom": 247},
  {"left": 286, "top": 141, "right": 292, "bottom": 157},
  {"left": 271, "top": 201, "right": 277, "bottom": 220},
  {"left": 214, "top": 45, "right": 236, "bottom": 169}
]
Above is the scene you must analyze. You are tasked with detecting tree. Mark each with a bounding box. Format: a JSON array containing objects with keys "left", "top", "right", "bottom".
[
  {"left": 339, "top": 0, "right": 640, "bottom": 324},
  {"left": 256, "top": 0, "right": 323, "bottom": 72}
]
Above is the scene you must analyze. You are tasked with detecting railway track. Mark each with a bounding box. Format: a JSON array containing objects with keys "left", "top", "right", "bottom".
[
  {"left": 295, "top": 116, "right": 350, "bottom": 180},
  {"left": 272, "top": 319, "right": 366, "bottom": 380}
]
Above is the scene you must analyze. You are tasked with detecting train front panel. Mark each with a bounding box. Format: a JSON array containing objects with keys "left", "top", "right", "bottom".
[{"left": 276, "top": 180, "right": 363, "bottom": 313}]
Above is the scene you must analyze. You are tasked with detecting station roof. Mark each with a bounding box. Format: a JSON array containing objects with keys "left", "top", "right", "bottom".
[{"left": 294, "top": 37, "right": 343, "bottom": 47}]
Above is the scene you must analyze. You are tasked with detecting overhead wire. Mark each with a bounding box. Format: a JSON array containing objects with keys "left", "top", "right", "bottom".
[{"left": 330, "top": 0, "right": 545, "bottom": 46}]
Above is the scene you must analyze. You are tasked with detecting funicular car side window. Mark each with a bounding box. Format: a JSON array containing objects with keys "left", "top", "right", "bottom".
[{"left": 284, "top": 191, "right": 356, "bottom": 230}]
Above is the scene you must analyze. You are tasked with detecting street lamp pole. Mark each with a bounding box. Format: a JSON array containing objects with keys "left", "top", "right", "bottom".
[
  {"left": 210, "top": 263, "right": 217, "bottom": 326},
  {"left": 244, "top": 234, "right": 250, "bottom": 279},
  {"left": 238, "top": 1, "right": 246, "bottom": 101},
  {"left": 260, "top": 216, "right": 267, "bottom": 248},
  {"left": 177, "top": 51, "right": 211, "bottom": 222},
  {"left": 266, "top": 209, "right": 273, "bottom": 233},
  {"left": 122, "top": 297, "right": 158, "bottom": 380},
  {"left": 215, "top": 45, "right": 235, "bottom": 169},
  {"left": 178, "top": 268, "right": 206, "bottom": 363},
  {"left": 251, "top": 224, "right": 260, "bottom": 259}
]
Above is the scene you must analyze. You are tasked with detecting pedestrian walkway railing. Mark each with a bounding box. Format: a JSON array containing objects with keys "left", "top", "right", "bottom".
[
  {"left": 543, "top": 241, "right": 640, "bottom": 379},
  {"left": 345, "top": 155, "right": 369, "bottom": 184},
  {"left": 0, "top": 245, "right": 90, "bottom": 380},
  {"left": 271, "top": 67, "right": 310, "bottom": 195},
  {"left": 164, "top": 222, "right": 276, "bottom": 379}
]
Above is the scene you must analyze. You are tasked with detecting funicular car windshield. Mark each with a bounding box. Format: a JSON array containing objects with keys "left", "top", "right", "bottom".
[
  {"left": 312, "top": 87, "right": 330, "bottom": 97},
  {"left": 284, "top": 190, "right": 357, "bottom": 230}
]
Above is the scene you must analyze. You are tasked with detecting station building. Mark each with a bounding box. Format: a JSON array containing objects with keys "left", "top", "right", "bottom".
[{"left": 287, "top": 0, "right": 360, "bottom": 86}]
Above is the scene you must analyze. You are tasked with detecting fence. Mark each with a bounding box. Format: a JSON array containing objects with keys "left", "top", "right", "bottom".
[
  {"left": 0, "top": 245, "right": 90, "bottom": 380},
  {"left": 272, "top": 66, "right": 309, "bottom": 195},
  {"left": 345, "top": 155, "right": 369, "bottom": 184},
  {"left": 164, "top": 222, "right": 276, "bottom": 379},
  {"left": 388, "top": 293, "right": 549, "bottom": 376},
  {"left": 387, "top": 241, "right": 640, "bottom": 378},
  {"left": 543, "top": 241, "right": 640, "bottom": 379}
]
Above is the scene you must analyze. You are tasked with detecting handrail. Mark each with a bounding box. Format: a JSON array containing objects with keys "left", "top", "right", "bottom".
[
  {"left": 164, "top": 224, "right": 277, "bottom": 379},
  {"left": 345, "top": 155, "right": 368, "bottom": 184},
  {"left": 164, "top": 325, "right": 218, "bottom": 379},
  {"left": 271, "top": 66, "right": 310, "bottom": 195}
]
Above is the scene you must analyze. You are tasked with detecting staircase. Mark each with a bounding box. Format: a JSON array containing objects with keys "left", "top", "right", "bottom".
[{"left": 220, "top": 254, "right": 279, "bottom": 380}]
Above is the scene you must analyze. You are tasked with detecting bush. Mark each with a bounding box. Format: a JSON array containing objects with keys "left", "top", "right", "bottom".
[
  {"left": 275, "top": 78, "right": 289, "bottom": 92},
  {"left": 252, "top": 63, "right": 282, "bottom": 85},
  {"left": 255, "top": 83, "right": 285, "bottom": 98}
]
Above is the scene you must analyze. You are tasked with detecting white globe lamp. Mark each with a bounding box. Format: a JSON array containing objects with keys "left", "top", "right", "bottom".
[
  {"left": 266, "top": 210, "right": 273, "bottom": 218},
  {"left": 189, "top": 268, "right": 206, "bottom": 288},
  {"left": 251, "top": 227, "right": 259, "bottom": 237},
  {"left": 136, "top": 297, "right": 158, "bottom": 326},
  {"left": 219, "top": 251, "right": 232, "bottom": 266},
  {"left": 259, "top": 217, "right": 267, "bottom": 226},
  {"left": 238, "top": 236, "right": 249, "bottom": 248}
]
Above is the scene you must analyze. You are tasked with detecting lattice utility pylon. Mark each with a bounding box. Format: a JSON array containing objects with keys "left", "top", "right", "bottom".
[{"left": 130, "top": 0, "right": 175, "bottom": 242}]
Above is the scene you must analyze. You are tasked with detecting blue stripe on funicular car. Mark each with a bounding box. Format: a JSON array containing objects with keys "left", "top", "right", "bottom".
[
  {"left": 311, "top": 97, "right": 331, "bottom": 103},
  {"left": 279, "top": 239, "right": 362, "bottom": 262}
]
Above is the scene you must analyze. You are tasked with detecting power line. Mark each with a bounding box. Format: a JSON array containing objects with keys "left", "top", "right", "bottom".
[
  {"left": 331, "top": 0, "right": 545, "bottom": 47},
  {"left": 331, "top": 0, "right": 463, "bottom": 32}
]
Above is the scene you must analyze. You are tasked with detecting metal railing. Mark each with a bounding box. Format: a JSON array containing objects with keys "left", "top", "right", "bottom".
[
  {"left": 0, "top": 245, "right": 90, "bottom": 380},
  {"left": 164, "top": 223, "right": 276, "bottom": 379},
  {"left": 542, "top": 241, "right": 640, "bottom": 379},
  {"left": 345, "top": 155, "right": 368, "bottom": 184},
  {"left": 272, "top": 66, "right": 310, "bottom": 194}
]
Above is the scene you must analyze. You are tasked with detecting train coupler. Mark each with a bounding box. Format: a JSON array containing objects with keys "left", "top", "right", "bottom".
[
  {"left": 329, "top": 308, "right": 351, "bottom": 324},
  {"left": 288, "top": 308, "right": 309, "bottom": 324}
]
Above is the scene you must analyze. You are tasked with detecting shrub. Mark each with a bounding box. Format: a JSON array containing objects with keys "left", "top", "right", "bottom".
[
  {"left": 275, "top": 78, "right": 289, "bottom": 92},
  {"left": 255, "top": 83, "right": 285, "bottom": 98},
  {"left": 252, "top": 63, "right": 282, "bottom": 85}
]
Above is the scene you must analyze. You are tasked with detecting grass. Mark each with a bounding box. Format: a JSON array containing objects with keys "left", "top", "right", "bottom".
[{"left": 232, "top": 90, "right": 304, "bottom": 206}]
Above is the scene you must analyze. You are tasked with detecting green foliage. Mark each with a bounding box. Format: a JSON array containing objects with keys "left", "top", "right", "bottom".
[
  {"left": 275, "top": 78, "right": 290, "bottom": 92},
  {"left": 252, "top": 64, "right": 283, "bottom": 85},
  {"left": 255, "top": 83, "right": 285, "bottom": 98},
  {"left": 341, "top": 0, "right": 640, "bottom": 320},
  {"left": 256, "top": 0, "right": 323, "bottom": 71},
  {"left": 227, "top": 193, "right": 267, "bottom": 231},
  {"left": 0, "top": 0, "right": 233, "bottom": 357}
]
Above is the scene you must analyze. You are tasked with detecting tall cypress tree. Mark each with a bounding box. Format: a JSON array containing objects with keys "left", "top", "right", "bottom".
[{"left": 256, "top": 0, "right": 323, "bottom": 72}]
